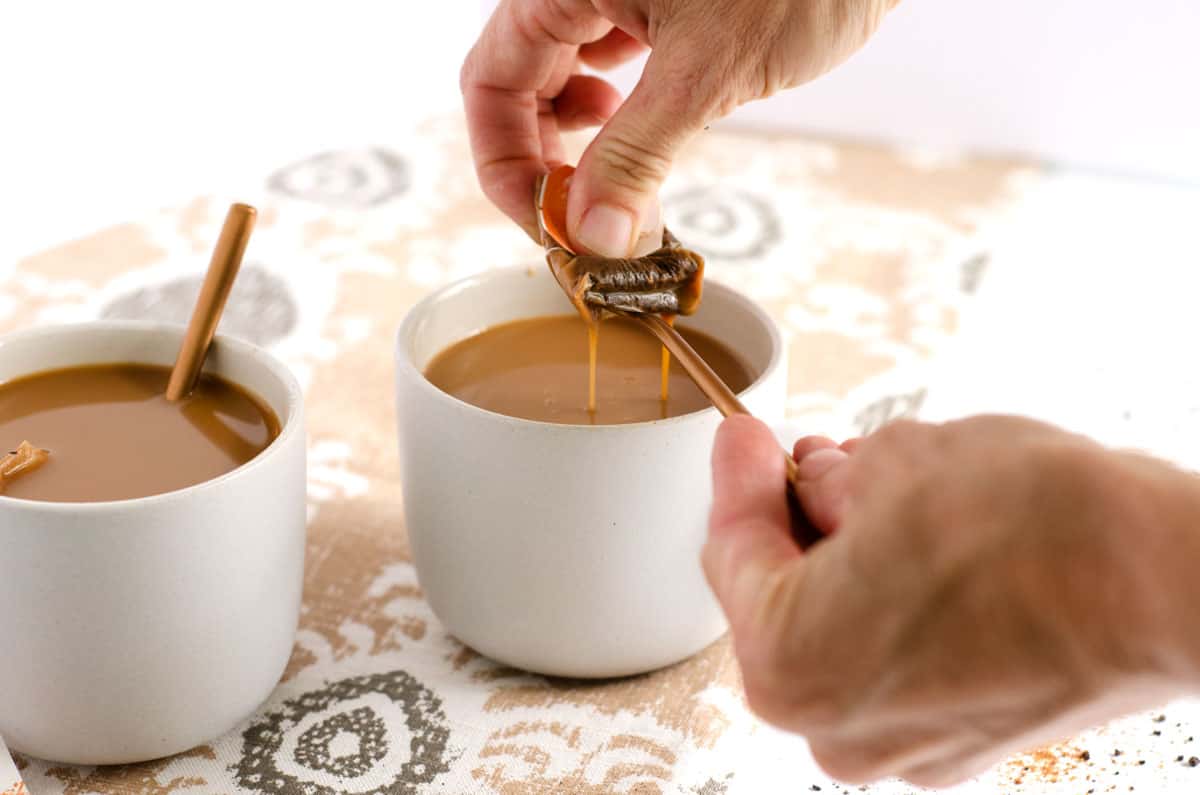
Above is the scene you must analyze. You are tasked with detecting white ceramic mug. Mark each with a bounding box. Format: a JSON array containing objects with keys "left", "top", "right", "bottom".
[
  {"left": 395, "top": 268, "right": 786, "bottom": 678},
  {"left": 0, "top": 321, "right": 306, "bottom": 765}
]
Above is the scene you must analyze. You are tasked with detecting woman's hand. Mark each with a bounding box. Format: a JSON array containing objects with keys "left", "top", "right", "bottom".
[
  {"left": 704, "top": 414, "right": 1200, "bottom": 787},
  {"left": 461, "top": 0, "right": 899, "bottom": 255}
]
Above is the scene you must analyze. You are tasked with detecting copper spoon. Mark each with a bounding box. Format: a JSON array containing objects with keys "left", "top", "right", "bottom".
[
  {"left": 616, "top": 310, "right": 822, "bottom": 545},
  {"left": 618, "top": 311, "right": 802, "bottom": 484},
  {"left": 166, "top": 203, "right": 257, "bottom": 401}
]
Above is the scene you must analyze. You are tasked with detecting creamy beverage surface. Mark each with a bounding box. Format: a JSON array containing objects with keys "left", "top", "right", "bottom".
[
  {"left": 424, "top": 315, "right": 753, "bottom": 425},
  {"left": 0, "top": 363, "right": 279, "bottom": 502}
]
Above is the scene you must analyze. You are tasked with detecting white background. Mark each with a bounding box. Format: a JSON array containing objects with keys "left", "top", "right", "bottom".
[
  {"left": 482, "top": 0, "right": 1200, "bottom": 183},
  {"left": 4, "top": 0, "right": 1198, "bottom": 267},
  {"left": 4, "top": 0, "right": 1199, "bottom": 440},
  {"left": 4, "top": 3, "right": 1200, "bottom": 792},
  {"left": 0, "top": 3, "right": 475, "bottom": 260}
]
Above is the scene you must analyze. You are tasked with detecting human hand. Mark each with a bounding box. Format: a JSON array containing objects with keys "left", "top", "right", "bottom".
[
  {"left": 703, "top": 414, "right": 1200, "bottom": 787},
  {"left": 462, "top": 0, "right": 899, "bottom": 255}
]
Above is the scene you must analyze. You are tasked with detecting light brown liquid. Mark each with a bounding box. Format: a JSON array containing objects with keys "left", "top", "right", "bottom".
[
  {"left": 425, "top": 315, "right": 754, "bottom": 425},
  {"left": 0, "top": 363, "right": 280, "bottom": 502}
]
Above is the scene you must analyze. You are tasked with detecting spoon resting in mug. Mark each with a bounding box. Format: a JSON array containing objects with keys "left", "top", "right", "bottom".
[
  {"left": 0, "top": 204, "right": 256, "bottom": 496},
  {"left": 536, "top": 167, "right": 817, "bottom": 544},
  {"left": 166, "top": 203, "right": 257, "bottom": 401}
]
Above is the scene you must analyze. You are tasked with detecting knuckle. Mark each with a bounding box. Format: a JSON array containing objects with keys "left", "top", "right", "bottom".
[
  {"left": 869, "top": 418, "right": 924, "bottom": 448},
  {"left": 512, "top": 1, "right": 555, "bottom": 44},
  {"left": 514, "top": 0, "right": 590, "bottom": 46},
  {"left": 593, "top": 132, "right": 673, "bottom": 192},
  {"left": 662, "top": 51, "right": 736, "bottom": 122}
]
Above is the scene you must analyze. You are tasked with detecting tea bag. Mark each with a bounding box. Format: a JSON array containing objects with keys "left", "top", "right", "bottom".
[
  {"left": 545, "top": 228, "right": 705, "bottom": 320},
  {"left": 0, "top": 440, "right": 49, "bottom": 494},
  {"left": 537, "top": 167, "right": 704, "bottom": 322},
  {"left": 536, "top": 165, "right": 707, "bottom": 413}
]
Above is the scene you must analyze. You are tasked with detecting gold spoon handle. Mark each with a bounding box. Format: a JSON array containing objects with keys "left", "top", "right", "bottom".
[
  {"left": 166, "top": 203, "right": 257, "bottom": 401},
  {"left": 632, "top": 314, "right": 821, "bottom": 546},
  {"left": 631, "top": 313, "right": 802, "bottom": 486}
]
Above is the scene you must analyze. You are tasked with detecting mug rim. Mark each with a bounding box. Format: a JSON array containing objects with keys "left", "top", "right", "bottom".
[
  {"left": 395, "top": 266, "right": 784, "bottom": 432},
  {"left": 0, "top": 320, "right": 304, "bottom": 512}
]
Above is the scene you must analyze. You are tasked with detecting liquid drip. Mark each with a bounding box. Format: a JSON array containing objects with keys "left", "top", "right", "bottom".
[
  {"left": 587, "top": 322, "right": 598, "bottom": 416},
  {"left": 660, "top": 315, "right": 676, "bottom": 404}
]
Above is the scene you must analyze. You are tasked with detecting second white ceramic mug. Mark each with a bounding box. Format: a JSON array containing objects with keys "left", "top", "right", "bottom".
[
  {"left": 0, "top": 322, "right": 306, "bottom": 765},
  {"left": 395, "top": 268, "right": 786, "bottom": 678}
]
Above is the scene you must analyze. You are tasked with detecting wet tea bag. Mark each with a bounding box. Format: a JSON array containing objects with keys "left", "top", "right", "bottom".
[
  {"left": 536, "top": 164, "right": 707, "bottom": 413},
  {"left": 549, "top": 228, "right": 705, "bottom": 317},
  {"left": 0, "top": 441, "right": 49, "bottom": 495},
  {"left": 537, "top": 166, "right": 705, "bottom": 321}
]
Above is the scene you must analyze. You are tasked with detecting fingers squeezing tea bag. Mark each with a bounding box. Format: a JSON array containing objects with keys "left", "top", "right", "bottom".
[
  {"left": 535, "top": 164, "right": 710, "bottom": 415},
  {"left": 537, "top": 166, "right": 705, "bottom": 321},
  {"left": 553, "top": 228, "right": 704, "bottom": 316}
]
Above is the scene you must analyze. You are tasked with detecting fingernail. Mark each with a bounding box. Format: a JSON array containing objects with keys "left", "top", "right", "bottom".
[
  {"left": 642, "top": 198, "right": 661, "bottom": 233},
  {"left": 576, "top": 203, "right": 636, "bottom": 257},
  {"left": 631, "top": 199, "right": 663, "bottom": 257},
  {"left": 797, "top": 448, "right": 848, "bottom": 480}
]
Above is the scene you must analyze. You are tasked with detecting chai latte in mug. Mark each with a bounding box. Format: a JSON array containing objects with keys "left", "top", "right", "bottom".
[
  {"left": 0, "top": 363, "right": 279, "bottom": 502},
  {"left": 424, "top": 315, "right": 753, "bottom": 424}
]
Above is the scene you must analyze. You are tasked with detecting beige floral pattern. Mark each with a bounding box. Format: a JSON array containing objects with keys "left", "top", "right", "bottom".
[{"left": 0, "top": 115, "right": 1033, "bottom": 793}]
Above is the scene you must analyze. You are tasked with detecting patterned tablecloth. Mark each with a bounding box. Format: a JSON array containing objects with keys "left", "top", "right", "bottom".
[{"left": 1, "top": 116, "right": 1036, "bottom": 794}]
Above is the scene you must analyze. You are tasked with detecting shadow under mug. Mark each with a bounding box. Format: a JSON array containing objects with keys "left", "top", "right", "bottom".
[
  {"left": 0, "top": 322, "right": 306, "bottom": 765},
  {"left": 395, "top": 267, "right": 786, "bottom": 678}
]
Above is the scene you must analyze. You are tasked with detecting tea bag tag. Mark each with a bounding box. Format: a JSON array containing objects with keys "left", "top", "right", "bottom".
[{"left": 0, "top": 440, "right": 49, "bottom": 494}]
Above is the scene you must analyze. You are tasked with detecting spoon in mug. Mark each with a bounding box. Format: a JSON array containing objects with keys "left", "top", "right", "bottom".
[
  {"left": 166, "top": 203, "right": 257, "bottom": 401},
  {"left": 1, "top": 204, "right": 256, "bottom": 495},
  {"left": 615, "top": 310, "right": 802, "bottom": 484}
]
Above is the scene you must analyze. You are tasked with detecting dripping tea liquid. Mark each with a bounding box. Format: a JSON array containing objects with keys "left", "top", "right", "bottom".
[
  {"left": 424, "top": 315, "right": 753, "bottom": 425},
  {"left": 0, "top": 363, "right": 280, "bottom": 502}
]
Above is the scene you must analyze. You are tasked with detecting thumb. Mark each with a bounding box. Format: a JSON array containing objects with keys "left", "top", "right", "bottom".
[
  {"left": 703, "top": 415, "right": 802, "bottom": 630},
  {"left": 792, "top": 446, "right": 853, "bottom": 534},
  {"left": 566, "top": 49, "right": 718, "bottom": 256}
]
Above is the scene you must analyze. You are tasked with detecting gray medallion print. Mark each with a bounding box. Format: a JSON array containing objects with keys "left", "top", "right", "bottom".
[
  {"left": 268, "top": 148, "right": 410, "bottom": 208},
  {"left": 665, "top": 187, "right": 781, "bottom": 260},
  {"left": 855, "top": 389, "right": 927, "bottom": 435},
  {"left": 959, "top": 251, "right": 990, "bottom": 294},
  {"left": 101, "top": 265, "right": 298, "bottom": 347},
  {"left": 233, "top": 670, "right": 454, "bottom": 795},
  {"left": 692, "top": 773, "right": 735, "bottom": 794},
  {"left": 294, "top": 706, "right": 388, "bottom": 779}
]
